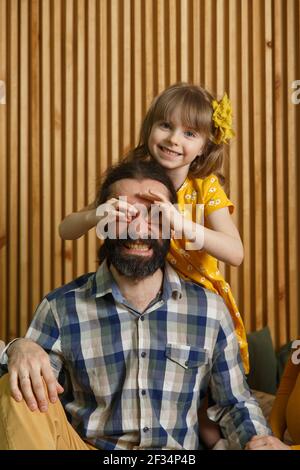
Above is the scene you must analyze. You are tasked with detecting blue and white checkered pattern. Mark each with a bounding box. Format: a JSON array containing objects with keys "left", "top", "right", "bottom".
[{"left": 21, "top": 261, "right": 270, "bottom": 449}]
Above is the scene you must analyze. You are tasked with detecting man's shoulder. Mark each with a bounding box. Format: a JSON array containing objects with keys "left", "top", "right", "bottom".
[
  {"left": 45, "top": 272, "right": 96, "bottom": 303},
  {"left": 180, "top": 277, "right": 227, "bottom": 317}
]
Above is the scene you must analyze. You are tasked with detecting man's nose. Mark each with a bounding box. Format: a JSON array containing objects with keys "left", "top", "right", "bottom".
[{"left": 136, "top": 215, "right": 150, "bottom": 237}]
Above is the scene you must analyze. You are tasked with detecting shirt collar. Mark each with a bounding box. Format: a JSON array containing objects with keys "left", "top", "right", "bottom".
[{"left": 90, "top": 259, "right": 182, "bottom": 302}]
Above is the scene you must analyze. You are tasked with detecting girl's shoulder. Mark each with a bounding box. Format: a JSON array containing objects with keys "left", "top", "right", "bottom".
[
  {"left": 186, "top": 174, "right": 223, "bottom": 195},
  {"left": 185, "top": 174, "right": 233, "bottom": 213}
]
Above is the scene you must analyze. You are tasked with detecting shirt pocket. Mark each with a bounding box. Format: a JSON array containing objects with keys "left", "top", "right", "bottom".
[{"left": 165, "top": 343, "right": 209, "bottom": 370}]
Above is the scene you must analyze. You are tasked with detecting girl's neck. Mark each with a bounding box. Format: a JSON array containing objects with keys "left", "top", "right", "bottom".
[{"left": 165, "top": 167, "right": 189, "bottom": 191}]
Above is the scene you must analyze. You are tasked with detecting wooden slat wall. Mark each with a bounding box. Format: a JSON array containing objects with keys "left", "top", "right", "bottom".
[{"left": 0, "top": 0, "right": 299, "bottom": 350}]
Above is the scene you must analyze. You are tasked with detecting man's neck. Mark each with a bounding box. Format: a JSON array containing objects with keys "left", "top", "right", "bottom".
[{"left": 109, "top": 264, "right": 164, "bottom": 312}]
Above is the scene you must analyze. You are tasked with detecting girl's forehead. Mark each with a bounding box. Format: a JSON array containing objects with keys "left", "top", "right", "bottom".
[{"left": 155, "top": 104, "right": 208, "bottom": 131}]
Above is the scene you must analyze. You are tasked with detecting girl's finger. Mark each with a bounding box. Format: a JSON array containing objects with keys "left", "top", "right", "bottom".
[{"left": 148, "top": 190, "right": 169, "bottom": 202}]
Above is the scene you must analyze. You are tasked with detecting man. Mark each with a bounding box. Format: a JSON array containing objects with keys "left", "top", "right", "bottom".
[{"left": 0, "top": 159, "right": 270, "bottom": 450}]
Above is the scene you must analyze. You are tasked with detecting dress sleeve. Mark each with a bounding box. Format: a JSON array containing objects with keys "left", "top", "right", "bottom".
[{"left": 203, "top": 174, "right": 234, "bottom": 218}]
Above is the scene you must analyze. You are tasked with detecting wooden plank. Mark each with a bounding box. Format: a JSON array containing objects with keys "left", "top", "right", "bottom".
[
  {"left": 133, "top": 0, "right": 142, "bottom": 143},
  {"left": 53, "top": 0, "right": 63, "bottom": 289},
  {"left": 274, "top": 0, "right": 287, "bottom": 346},
  {"left": 0, "top": 0, "right": 7, "bottom": 339},
  {"left": 204, "top": 0, "right": 214, "bottom": 90},
  {"left": 110, "top": 0, "right": 119, "bottom": 163},
  {"left": 63, "top": 0, "right": 74, "bottom": 283},
  {"left": 192, "top": 0, "right": 201, "bottom": 85},
  {"left": 144, "top": 0, "right": 154, "bottom": 110},
  {"left": 252, "top": 0, "right": 264, "bottom": 331},
  {"left": 30, "top": 0, "right": 41, "bottom": 315},
  {"left": 19, "top": 0, "right": 29, "bottom": 334},
  {"left": 41, "top": 0, "right": 52, "bottom": 297},
  {"left": 286, "top": 0, "right": 298, "bottom": 340},
  {"left": 98, "top": 0, "right": 108, "bottom": 176},
  {"left": 168, "top": 0, "right": 179, "bottom": 85},
  {"left": 87, "top": 0, "right": 97, "bottom": 273},
  {"left": 228, "top": 0, "right": 240, "bottom": 308},
  {"left": 215, "top": 0, "right": 225, "bottom": 96},
  {"left": 179, "top": 0, "right": 188, "bottom": 81},
  {"left": 75, "top": 0, "right": 86, "bottom": 277},
  {"left": 240, "top": 0, "right": 252, "bottom": 332},
  {"left": 122, "top": 0, "right": 131, "bottom": 153},
  {"left": 8, "top": 0, "right": 19, "bottom": 339},
  {"left": 264, "top": 0, "right": 276, "bottom": 344}
]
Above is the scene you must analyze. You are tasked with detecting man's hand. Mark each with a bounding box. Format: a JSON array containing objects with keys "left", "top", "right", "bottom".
[
  {"left": 245, "top": 435, "right": 291, "bottom": 450},
  {"left": 7, "top": 338, "right": 64, "bottom": 412}
]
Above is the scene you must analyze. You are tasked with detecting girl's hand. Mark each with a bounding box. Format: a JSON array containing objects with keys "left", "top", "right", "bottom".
[
  {"left": 245, "top": 435, "right": 291, "bottom": 450},
  {"left": 139, "top": 189, "right": 204, "bottom": 249},
  {"left": 138, "top": 190, "right": 184, "bottom": 232},
  {"left": 96, "top": 197, "right": 138, "bottom": 239}
]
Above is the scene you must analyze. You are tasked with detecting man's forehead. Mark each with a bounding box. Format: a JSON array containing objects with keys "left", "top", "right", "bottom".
[{"left": 110, "top": 178, "right": 171, "bottom": 201}]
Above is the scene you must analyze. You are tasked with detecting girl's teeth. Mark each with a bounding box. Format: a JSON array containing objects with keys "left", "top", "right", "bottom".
[{"left": 162, "top": 146, "right": 180, "bottom": 156}]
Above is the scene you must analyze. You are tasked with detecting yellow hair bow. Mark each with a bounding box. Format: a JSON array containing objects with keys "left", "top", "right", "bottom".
[{"left": 212, "top": 93, "right": 235, "bottom": 144}]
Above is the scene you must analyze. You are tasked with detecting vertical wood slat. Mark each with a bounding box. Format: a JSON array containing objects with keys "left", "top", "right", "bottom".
[
  {"left": 264, "top": 0, "right": 276, "bottom": 341},
  {"left": 228, "top": 0, "right": 240, "bottom": 309},
  {"left": 75, "top": 0, "right": 86, "bottom": 277},
  {"left": 240, "top": 0, "right": 252, "bottom": 333},
  {"left": 63, "top": 0, "right": 74, "bottom": 283},
  {"left": 0, "top": 0, "right": 299, "bottom": 349},
  {"left": 87, "top": 0, "right": 97, "bottom": 273},
  {"left": 8, "top": 0, "right": 19, "bottom": 338},
  {"left": 0, "top": 0, "right": 7, "bottom": 338},
  {"left": 53, "top": 0, "right": 63, "bottom": 291},
  {"left": 286, "top": 0, "right": 298, "bottom": 339},
  {"left": 41, "top": 0, "right": 52, "bottom": 297},
  {"left": 19, "top": 0, "right": 29, "bottom": 334},
  {"left": 252, "top": 0, "right": 264, "bottom": 331},
  {"left": 274, "top": 0, "right": 288, "bottom": 346}
]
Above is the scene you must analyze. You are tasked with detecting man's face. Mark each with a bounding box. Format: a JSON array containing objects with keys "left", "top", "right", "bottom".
[{"left": 103, "top": 178, "right": 172, "bottom": 279}]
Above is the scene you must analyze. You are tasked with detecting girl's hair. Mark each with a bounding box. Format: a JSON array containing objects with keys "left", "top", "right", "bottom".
[
  {"left": 129, "top": 82, "right": 227, "bottom": 184},
  {"left": 96, "top": 150, "right": 177, "bottom": 206}
]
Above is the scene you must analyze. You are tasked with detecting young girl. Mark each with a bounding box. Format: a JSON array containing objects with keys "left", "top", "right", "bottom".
[{"left": 60, "top": 83, "right": 249, "bottom": 376}]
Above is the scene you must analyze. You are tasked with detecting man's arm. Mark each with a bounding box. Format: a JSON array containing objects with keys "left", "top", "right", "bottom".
[
  {"left": 207, "top": 300, "right": 271, "bottom": 449},
  {"left": 0, "top": 297, "right": 64, "bottom": 412}
]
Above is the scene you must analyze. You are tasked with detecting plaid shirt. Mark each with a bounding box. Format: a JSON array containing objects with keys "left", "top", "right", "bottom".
[{"left": 16, "top": 261, "right": 269, "bottom": 449}]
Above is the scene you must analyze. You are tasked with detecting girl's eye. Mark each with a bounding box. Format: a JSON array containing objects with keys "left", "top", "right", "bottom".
[
  {"left": 160, "top": 121, "right": 171, "bottom": 129},
  {"left": 185, "top": 130, "right": 197, "bottom": 138}
]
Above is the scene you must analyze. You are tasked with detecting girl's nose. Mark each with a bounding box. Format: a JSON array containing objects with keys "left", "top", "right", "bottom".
[{"left": 168, "top": 129, "right": 180, "bottom": 145}]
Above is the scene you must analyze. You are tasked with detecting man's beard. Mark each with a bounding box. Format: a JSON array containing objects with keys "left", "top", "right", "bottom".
[{"left": 101, "top": 236, "right": 170, "bottom": 279}]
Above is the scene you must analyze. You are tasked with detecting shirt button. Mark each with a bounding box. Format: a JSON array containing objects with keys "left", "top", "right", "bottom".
[
  {"left": 143, "top": 426, "right": 149, "bottom": 433},
  {"left": 141, "top": 389, "right": 146, "bottom": 395},
  {"left": 141, "top": 352, "right": 146, "bottom": 358},
  {"left": 140, "top": 316, "right": 145, "bottom": 321}
]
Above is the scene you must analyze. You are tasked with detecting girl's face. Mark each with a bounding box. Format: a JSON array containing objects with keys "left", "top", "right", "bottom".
[{"left": 148, "top": 113, "right": 206, "bottom": 178}]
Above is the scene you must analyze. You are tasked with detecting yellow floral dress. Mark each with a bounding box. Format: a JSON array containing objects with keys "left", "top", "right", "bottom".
[{"left": 166, "top": 174, "right": 249, "bottom": 373}]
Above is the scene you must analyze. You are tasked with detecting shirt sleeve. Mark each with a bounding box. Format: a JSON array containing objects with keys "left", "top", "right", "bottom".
[
  {"left": 203, "top": 175, "right": 234, "bottom": 218},
  {"left": 24, "top": 297, "right": 64, "bottom": 379},
  {"left": 207, "top": 298, "right": 271, "bottom": 449}
]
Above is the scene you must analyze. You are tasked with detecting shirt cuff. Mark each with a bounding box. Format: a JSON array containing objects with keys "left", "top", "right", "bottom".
[{"left": 0, "top": 338, "right": 22, "bottom": 365}]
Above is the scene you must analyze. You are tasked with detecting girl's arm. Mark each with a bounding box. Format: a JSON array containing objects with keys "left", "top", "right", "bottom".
[
  {"left": 59, "top": 202, "right": 99, "bottom": 240},
  {"left": 201, "top": 207, "right": 244, "bottom": 266},
  {"left": 139, "top": 190, "right": 244, "bottom": 267}
]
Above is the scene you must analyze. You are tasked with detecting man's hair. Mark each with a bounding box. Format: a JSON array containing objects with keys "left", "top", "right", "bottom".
[{"left": 96, "top": 154, "right": 177, "bottom": 206}]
